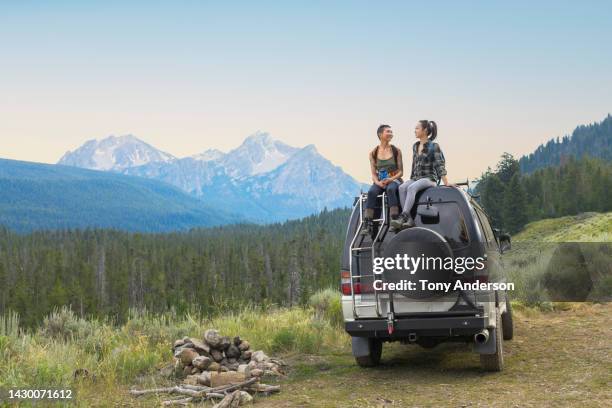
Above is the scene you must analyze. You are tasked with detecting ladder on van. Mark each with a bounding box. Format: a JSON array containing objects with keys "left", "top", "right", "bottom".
[{"left": 348, "top": 192, "right": 389, "bottom": 318}]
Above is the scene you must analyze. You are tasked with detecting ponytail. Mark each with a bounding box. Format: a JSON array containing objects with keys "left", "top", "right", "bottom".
[{"left": 418, "top": 120, "right": 437, "bottom": 141}]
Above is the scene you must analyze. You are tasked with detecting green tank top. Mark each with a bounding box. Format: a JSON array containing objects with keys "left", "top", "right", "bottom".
[{"left": 376, "top": 156, "right": 398, "bottom": 173}]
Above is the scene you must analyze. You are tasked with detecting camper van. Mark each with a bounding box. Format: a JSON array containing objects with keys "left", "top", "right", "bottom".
[{"left": 341, "top": 185, "right": 513, "bottom": 371}]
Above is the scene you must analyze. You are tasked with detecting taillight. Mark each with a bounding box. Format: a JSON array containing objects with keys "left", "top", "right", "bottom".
[{"left": 340, "top": 270, "right": 361, "bottom": 295}]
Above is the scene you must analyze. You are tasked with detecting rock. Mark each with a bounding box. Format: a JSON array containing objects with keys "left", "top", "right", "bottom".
[
  {"left": 197, "top": 372, "right": 211, "bottom": 386},
  {"left": 233, "top": 336, "right": 242, "bottom": 346},
  {"left": 182, "top": 342, "right": 195, "bottom": 349},
  {"left": 247, "top": 361, "right": 257, "bottom": 370},
  {"left": 237, "top": 364, "right": 248, "bottom": 373},
  {"left": 227, "top": 357, "right": 237, "bottom": 364},
  {"left": 183, "top": 366, "right": 192, "bottom": 376},
  {"left": 210, "top": 349, "right": 224, "bottom": 363},
  {"left": 249, "top": 368, "right": 264, "bottom": 378},
  {"left": 226, "top": 344, "right": 240, "bottom": 359},
  {"left": 209, "top": 371, "right": 246, "bottom": 387},
  {"left": 208, "top": 362, "right": 221, "bottom": 371},
  {"left": 183, "top": 375, "right": 200, "bottom": 385},
  {"left": 189, "top": 338, "right": 211, "bottom": 355},
  {"left": 240, "top": 350, "right": 252, "bottom": 360},
  {"left": 226, "top": 362, "right": 240, "bottom": 371},
  {"left": 238, "top": 340, "right": 250, "bottom": 351},
  {"left": 204, "top": 329, "right": 222, "bottom": 348},
  {"left": 220, "top": 358, "right": 229, "bottom": 366},
  {"left": 190, "top": 366, "right": 199, "bottom": 374},
  {"left": 192, "top": 356, "right": 212, "bottom": 370},
  {"left": 239, "top": 391, "right": 253, "bottom": 404},
  {"left": 177, "top": 348, "right": 199, "bottom": 366},
  {"left": 173, "top": 339, "right": 185, "bottom": 349},
  {"left": 219, "top": 365, "right": 230, "bottom": 372},
  {"left": 251, "top": 350, "right": 269, "bottom": 363},
  {"left": 219, "top": 336, "right": 231, "bottom": 350}
]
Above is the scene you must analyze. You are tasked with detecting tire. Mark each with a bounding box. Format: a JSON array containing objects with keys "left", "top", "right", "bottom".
[
  {"left": 502, "top": 295, "right": 514, "bottom": 341},
  {"left": 480, "top": 307, "right": 504, "bottom": 372},
  {"left": 355, "top": 338, "right": 382, "bottom": 367}
]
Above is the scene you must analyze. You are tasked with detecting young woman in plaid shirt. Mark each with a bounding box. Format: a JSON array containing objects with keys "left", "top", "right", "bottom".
[{"left": 391, "top": 120, "right": 453, "bottom": 230}]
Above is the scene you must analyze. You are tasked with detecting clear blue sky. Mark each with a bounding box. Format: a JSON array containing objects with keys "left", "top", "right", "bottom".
[{"left": 1, "top": 1, "right": 611, "bottom": 181}]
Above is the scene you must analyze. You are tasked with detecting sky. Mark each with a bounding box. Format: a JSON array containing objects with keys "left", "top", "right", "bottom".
[{"left": 1, "top": 1, "right": 611, "bottom": 182}]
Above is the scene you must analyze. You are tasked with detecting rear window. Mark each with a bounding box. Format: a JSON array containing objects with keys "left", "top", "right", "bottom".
[{"left": 416, "top": 202, "right": 470, "bottom": 249}]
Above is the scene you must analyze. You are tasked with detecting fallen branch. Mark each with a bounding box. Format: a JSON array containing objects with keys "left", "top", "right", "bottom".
[{"left": 130, "top": 385, "right": 205, "bottom": 397}]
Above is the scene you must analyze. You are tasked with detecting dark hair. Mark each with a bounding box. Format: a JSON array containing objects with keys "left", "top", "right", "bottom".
[
  {"left": 377, "top": 124, "right": 391, "bottom": 139},
  {"left": 418, "top": 120, "right": 437, "bottom": 141}
]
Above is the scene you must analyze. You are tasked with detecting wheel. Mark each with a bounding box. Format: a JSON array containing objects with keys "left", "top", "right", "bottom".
[
  {"left": 355, "top": 338, "right": 382, "bottom": 367},
  {"left": 480, "top": 307, "right": 504, "bottom": 372},
  {"left": 502, "top": 294, "right": 514, "bottom": 340}
]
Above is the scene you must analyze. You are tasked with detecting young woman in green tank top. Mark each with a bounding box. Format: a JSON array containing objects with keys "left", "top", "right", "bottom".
[{"left": 360, "top": 124, "right": 404, "bottom": 236}]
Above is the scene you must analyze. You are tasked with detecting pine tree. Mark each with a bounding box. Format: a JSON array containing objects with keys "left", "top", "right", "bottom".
[{"left": 502, "top": 173, "right": 528, "bottom": 234}]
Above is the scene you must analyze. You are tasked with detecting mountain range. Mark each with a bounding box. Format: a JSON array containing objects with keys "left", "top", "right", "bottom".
[
  {"left": 0, "top": 158, "right": 236, "bottom": 233},
  {"left": 58, "top": 132, "right": 366, "bottom": 222}
]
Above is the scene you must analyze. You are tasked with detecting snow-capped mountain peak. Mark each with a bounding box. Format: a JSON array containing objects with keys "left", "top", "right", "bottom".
[
  {"left": 220, "top": 131, "right": 300, "bottom": 178},
  {"left": 58, "top": 131, "right": 364, "bottom": 222},
  {"left": 58, "top": 134, "right": 176, "bottom": 171},
  {"left": 191, "top": 149, "right": 225, "bottom": 162}
]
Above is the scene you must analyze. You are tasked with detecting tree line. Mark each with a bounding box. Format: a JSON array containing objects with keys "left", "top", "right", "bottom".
[
  {"left": 0, "top": 208, "right": 351, "bottom": 327},
  {"left": 519, "top": 114, "right": 611, "bottom": 173},
  {"left": 476, "top": 154, "right": 612, "bottom": 234}
]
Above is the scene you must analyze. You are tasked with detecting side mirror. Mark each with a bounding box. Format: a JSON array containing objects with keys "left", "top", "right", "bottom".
[{"left": 499, "top": 233, "right": 511, "bottom": 253}]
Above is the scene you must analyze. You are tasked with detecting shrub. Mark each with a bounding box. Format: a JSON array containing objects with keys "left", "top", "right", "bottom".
[{"left": 308, "top": 288, "right": 343, "bottom": 328}]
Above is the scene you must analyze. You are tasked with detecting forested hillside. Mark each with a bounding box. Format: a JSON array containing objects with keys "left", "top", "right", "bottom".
[
  {"left": 519, "top": 114, "right": 612, "bottom": 173},
  {"left": 0, "top": 208, "right": 351, "bottom": 327},
  {"left": 477, "top": 154, "right": 612, "bottom": 233},
  {"left": 0, "top": 158, "right": 237, "bottom": 232}
]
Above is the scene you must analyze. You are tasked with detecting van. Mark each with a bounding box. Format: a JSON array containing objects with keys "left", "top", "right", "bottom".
[{"left": 341, "top": 185, "right": 513, "bottom": 371}]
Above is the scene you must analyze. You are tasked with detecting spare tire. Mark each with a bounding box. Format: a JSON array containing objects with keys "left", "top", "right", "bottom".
[{"left": 381, "top": 227, "right": 453, "bottom": 299}]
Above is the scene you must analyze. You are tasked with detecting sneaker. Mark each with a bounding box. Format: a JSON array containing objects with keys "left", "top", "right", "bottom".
[
  {"left": 390, "top": 213, "right": 410, "bottom": 232},
  {"left": 360, "top": 219, "right": 373, "bottom": 236},
  {"left": 402, "top": 217, "right": 416, "bottom": 228}
]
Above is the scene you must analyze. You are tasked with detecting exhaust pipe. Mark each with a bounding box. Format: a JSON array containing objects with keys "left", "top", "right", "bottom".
[{"left": 474, "top": 329, "right": 490, "bottom": 344}]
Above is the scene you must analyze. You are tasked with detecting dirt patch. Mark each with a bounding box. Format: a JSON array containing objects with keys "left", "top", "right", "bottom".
[{"left": 257, "top": 303, "right": 612, "bottom": 408}]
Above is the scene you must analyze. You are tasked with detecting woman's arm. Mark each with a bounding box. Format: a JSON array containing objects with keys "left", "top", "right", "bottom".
[
  {"left": 386, "top": 149, "right": 403, "bottom": 183},
  {"left": 369, "top": 152, "right": 384, "bottom": 187},
  {"left": 433, "top": 144, "right": 452, "bottom": 186}
]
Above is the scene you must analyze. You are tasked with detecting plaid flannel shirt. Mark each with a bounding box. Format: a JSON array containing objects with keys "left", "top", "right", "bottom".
[{"left": 410, "top": 141, "right": 447, "bottom": 182}]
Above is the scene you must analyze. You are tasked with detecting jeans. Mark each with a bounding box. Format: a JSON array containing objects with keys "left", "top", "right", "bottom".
[
  {"left": 365, "top": 180, "right": 400, "bottom": 210},
  {"left": 399, "top": 178, "right": 436, "bottom": 214}
]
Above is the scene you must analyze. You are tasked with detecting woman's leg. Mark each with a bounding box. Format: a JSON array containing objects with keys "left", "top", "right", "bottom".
[
  {"left": 365, "top": 183, "right": 384, "bottom": 217},
  {"left": 361, "top": 183, "right": 384, "bottom": 235},
  {"left": 401, "top": 178, "right": 436, "bottom": 216},
  {"left": 398, "top": 179, "right": 415, "bottom": 209},
  {"left": 385, "top": 181, "right": 400, "bottom": 218}
]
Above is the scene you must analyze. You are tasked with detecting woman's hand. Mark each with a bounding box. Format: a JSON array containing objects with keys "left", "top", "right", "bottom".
[
  {"left": 442, "top": 176, "right": 456, "bottom": 188},
  {"left": 375, "top": 180, "right": 386, "bottom": 188}
]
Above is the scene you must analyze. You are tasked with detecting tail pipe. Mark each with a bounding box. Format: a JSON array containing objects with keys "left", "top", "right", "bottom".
[{"left": 474, "top": 329, "right": 490, "bottom": 344}]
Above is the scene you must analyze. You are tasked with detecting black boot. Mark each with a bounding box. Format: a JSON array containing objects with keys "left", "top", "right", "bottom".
[
  {"left": 402, "top": 215, "right": 416, "bottom": 229},
  {"left": 390, "top": 212, "right": 409, "bottom": 232},
  {"left": 391, "top": 212, "right": 415, "bottom": 231},
  {"left": 360, "top": 218, "right": 373, "bottom": 236}
]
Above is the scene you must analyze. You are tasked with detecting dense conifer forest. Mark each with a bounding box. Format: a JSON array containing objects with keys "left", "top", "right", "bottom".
[
  {"left": 0, "top": 208, "right": 351, "bottom": 327},
  {"left": 477, "top": 154, "right": 612, "bottom": 233},
  {"left": 519, "top": 114, "right": 612, "bottom": 173}
]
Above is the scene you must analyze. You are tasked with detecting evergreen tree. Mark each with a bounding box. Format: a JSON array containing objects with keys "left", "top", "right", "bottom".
[{"left": 502, "top": 173, "right": 528, "bottom": 234}]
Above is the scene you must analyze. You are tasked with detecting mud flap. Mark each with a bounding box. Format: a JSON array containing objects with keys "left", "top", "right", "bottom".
[
  {"left": 472, "top": 328, "right": 497, "bottom": 354},
  {"left": 351, "top": 336, "right": 371, "bottom": 357}
]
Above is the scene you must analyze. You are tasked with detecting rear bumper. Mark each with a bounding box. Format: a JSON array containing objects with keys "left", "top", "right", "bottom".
[{"left": 345, "top": 314, "right": 486, "bottom": 339}]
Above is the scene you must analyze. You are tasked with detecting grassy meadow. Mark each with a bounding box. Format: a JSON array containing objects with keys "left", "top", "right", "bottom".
[{"left": 0, "top": 213, "right": 609, "bottom": 406}]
